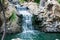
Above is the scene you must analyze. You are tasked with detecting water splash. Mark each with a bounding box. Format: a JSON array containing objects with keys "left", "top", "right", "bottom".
[
  {"left": 22, "top": 14, "right": 33, "bottom": 33},
  {"left": 16, "top": 5, "right": 34, "bottom": 33},
  {"left": 15, "top": 4, "right": 40, "bottom": 40}
]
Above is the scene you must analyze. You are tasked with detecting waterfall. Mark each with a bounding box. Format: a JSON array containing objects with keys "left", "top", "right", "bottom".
[
  {"left": 15, "top": 4, "right": 40, "bottom": 40},
  {"left": 21, "top": 11, "right": 34, "bottom": 33},
  {"left": 15, "top": 5, "right": 34, "bottom": 33}
]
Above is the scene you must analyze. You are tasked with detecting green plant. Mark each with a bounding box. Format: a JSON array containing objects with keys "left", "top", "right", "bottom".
[
  {"left": 57, "top": 0, "right": 60, "bottom": 4},
  {"left": 34, "top": 0, "right": 40, "bottom": 4},
  {"left": 9, "top": 11, "right": 17, "bottom": 22},
  {"left": 19, "top": 0, "right": 25, "bottom": 3}
]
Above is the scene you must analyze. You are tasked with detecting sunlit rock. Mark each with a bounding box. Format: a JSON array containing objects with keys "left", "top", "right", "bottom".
[
  {"left": 38, "top": 0, "right": 60, "bottom": 32},
  {"left": 22, "top": 2, "right": 40, "bottom": 15},
  {"left": 5, "top": 4, "right": 16, "bottom": 19},
  {"left": 0, "top": 0, "right": 22, "bottom": 33}
]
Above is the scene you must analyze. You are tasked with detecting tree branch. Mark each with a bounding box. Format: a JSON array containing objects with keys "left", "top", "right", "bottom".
[{"left": 1, "top": 0, "right": 6, "bottom": 40}]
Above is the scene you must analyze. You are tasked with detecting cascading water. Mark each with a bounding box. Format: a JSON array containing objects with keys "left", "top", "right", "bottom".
[
  {"left": 15, "top": 5, "right": 40, "bottom": 40},
  {"left": 0, "top": 1, "right": 60, "bottom": 40},
  {"left": 20, "top": 10, "right": 34, "bottom": 33},
  {"left": 16, "top": 6, "right": 34, "bottom": 33}
]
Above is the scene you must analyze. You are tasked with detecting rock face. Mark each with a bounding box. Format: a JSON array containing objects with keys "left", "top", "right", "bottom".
[
  {"left": 0, "top": 0, "right": 60, "bottom": 33},
  {"left": 21, "top": 0, "right": 60, "bottom": 32},
  {"left": 22, "top": 2, "right": 40, "bottom": 15},
  {"left": 38, "top": 0, "right": 60, "bottom": 32},
  {"left": 5, "top": 5, "right": 22, "bottom": 33},
  {"left": 1, "top": 11, "right": 22, "bottom": 33},
  {"left": 5, "top": 16, "right": 22, "bottom": 33},
  {"left": 0, "top": 17, "right": 3, "bottom": 27},
  {"left": 0, "top": 0, "right": 22, "bottom": 33},
  {"left": 0, "top": 0, "right": 8, "bottom": 27}
]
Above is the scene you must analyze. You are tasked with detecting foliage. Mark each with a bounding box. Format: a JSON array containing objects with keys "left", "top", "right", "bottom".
[
  {"left": 19, "top": 0, "right": 25, "bottom": 3},
  {"left": 57, "top": 0, "right": 60, "bottom": 4},
  {"left": 34, "top": 0, "right": 40, "bottom": 4},
  {"left": 0, "top": 0, "right": 4, "bottom": 3},
  {"left": 9, "top": 11, "right": 17, "bottom": 22},
  {"left": 18, "top": 0, "right": 40, "bottom": 4}
]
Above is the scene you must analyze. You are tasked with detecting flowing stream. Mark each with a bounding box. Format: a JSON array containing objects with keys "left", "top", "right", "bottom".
[
  {"left": 22, "top": 13, "right": 33, "bottom": 33},
  {"left": 16, "top": 5, "right": 34, "bottom": 33},
  {"left": 15, "top": 5, "right": 41, "bottom": 40}
]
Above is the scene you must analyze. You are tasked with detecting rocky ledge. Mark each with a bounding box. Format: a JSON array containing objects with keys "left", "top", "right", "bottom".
[
  {"left": 22, "top": 0, "right": 60, "bottom": 32},
  {"left": 0, "top": 1, "right": 22, "bottom": 33}
]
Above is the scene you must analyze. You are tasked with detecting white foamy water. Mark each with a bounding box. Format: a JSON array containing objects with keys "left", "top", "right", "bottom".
[
  {"left": 16, "top": 5, "right": 34, "bottom": 33},
  {"left": 20, "top": 11, "right": 33, "bottom": 33}
]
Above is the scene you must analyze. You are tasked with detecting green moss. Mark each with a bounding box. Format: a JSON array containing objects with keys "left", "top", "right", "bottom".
[{"left": 9, "top": 11, "right": 17, "bottom": 22}]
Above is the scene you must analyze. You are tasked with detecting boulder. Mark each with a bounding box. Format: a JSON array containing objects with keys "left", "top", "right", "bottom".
[
  {"left": 1, "top": 15, "right": 22, "bottom": 33},
  {"left": 38, "top": 0, "right": 60, "bottom": 32},
  {"left": 0, "top": 1, "right": 22, "bottom": 33},
  {"left": 22, "top": 2, "right": 40, "bottom": 15}
]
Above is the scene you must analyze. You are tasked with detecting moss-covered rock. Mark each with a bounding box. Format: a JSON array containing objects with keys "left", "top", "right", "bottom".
[{"left": 0, "top": 0, "right": 23, "bottom": 33}]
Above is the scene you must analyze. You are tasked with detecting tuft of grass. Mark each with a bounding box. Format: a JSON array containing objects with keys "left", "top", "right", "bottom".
[{"left": 9, "top": 11, "right": 17, "bottom": 22}]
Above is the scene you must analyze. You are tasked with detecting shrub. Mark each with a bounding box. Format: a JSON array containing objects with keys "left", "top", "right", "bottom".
[{"left": 57, "top": 0, "right": 60, "bottom": 4}]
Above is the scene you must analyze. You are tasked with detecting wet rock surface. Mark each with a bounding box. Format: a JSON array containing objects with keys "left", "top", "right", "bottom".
[
  {"left": 23, "top": 0, "right": 60, "bottom": 32},
  {"left": 0, "top": 0, "right": 60, "bottom": 33}
]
